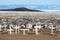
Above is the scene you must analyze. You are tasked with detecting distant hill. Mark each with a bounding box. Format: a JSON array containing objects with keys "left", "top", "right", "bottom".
[{"left": 0, "top": 7, "right": 43, "bottom": 12}]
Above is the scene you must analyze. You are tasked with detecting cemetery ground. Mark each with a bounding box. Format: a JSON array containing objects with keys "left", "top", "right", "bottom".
[
  {"left": 0, "top": 11, "right": 60, "bottom": 40},
  {"left": 0, "top": 28, "right": 60, "bottom": 40}
]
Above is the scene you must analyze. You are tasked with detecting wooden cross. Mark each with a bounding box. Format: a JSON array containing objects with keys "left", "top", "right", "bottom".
[
  {"left": 0, "top": 24, "right": 2, "bottom": 31},
  {"left": 20, "top": 29, "right": 29, "bottom": 35},
  {"left": 4, "top": 24, "right": 7, "bottom": 31},
  {"left": 14, "top": 25, "right": 20, "bottom": 34},
  {"left": 51, "top": 24, "right": 54, "bottom": 34},
  {"left": 7, "top": 26, "right": 14, "bottom": 35},
  {"left": 34, "top": 23, "right": 42, "bottom": 35}
]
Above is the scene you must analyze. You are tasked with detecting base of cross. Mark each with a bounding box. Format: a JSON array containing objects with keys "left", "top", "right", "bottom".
[
  {"left": 57, "top": 35, "right": 60, "bottom": 37},
  {"left": 50, "top": 33, "right": 57, "bottom": 36},
  {"left": 36, "top": 33, "right": 40, "bottom": 35}
]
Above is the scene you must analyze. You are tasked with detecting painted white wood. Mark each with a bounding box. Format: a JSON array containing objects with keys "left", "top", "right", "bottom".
[
  {"left": 0, "top": 24, "right": 4, "bottom": 31},
  {"left": 20, "top": 29, "right": 29, "bottom": 35},
  {"left": 7, "top": 26, "right": 14, "bottom": 35},
  {"left": 4, "top": 24, "right": 7, "bottom": 31},
  {"left": 27, "top": 23, "right": 32, "bottom": 29},
  {"left": 51, "top": 25, "right": 54, "bottom": 34},
  {"left": 49, "top": 23, "right": 54, "bottom": 34},
  {"left": 26, "top": 23, "right": 32, "bottom": 32},
  {"left": 34, "top": 24, "right": 42, "bottom": 35},
  {"left": 14, "top": 25, "right": 20, "bottom": 34},
  {"left": 0, "top": 24, "right": 2, "bottom": 31}
]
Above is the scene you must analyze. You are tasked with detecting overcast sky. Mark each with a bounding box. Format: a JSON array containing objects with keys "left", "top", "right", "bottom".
[{"left": 0, "top": 0, "right": 60, "bottom": 10}]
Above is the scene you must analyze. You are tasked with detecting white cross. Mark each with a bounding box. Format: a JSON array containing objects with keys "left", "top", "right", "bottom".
[
  {"left": 4, "top": 24, "right": 7, "bottom": 31},
  {"left": 14, "top": 25, "right": 20, "bottom": 34},
  {"left": 51, "top": 25, "right": 54, "bottom": 34},
  {"left": 27, "top": 23, "right": 32, "bottom": 32},
  {"left": 49, "top": 23, "right": 54, "bottom": 34},
  {"left": 34, "top": 26, "right": 39, "bottom": 35},
  {"left": 20, "top": 29, "right": 29, "bottom": 35},
  {"left": 34, "top": 24, "right": 41, "bottom": 35},
  {"left": 0, "top": 24, "right": 3, "bottom": 31},
  {"left": 7, "top": 26, "right": 14, "bottom": 35}
]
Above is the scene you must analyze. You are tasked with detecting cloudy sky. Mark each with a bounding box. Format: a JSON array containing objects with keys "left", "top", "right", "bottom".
[{"left": 0, "top": 0, "right": 60, "bottom": 10}]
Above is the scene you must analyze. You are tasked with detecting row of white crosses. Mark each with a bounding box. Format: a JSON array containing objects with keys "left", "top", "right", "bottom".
[
  {"left": 7, "top": 24, "right": 21, "bottom": 35},
  {"left": 7, "top": 24, "right": 29, "bottom": 35},
  {"left": 7, "top": 23, "right": 54, "bottom": 35},
  {"left": 0, "top": 22, "right": 54, "bottom": 35},
  {"left": 14, "top": 22, "right": 42, "bottom": 35},
  {"left": 0, "top": 22, "right": 43, "bottom": 35}
]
